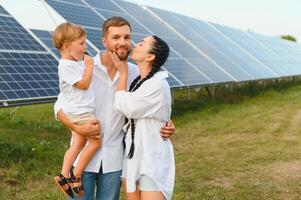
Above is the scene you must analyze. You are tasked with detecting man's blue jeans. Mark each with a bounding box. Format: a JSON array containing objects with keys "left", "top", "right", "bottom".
[{"left": 68, "top": 166, "right": 122, "bottom": 200}]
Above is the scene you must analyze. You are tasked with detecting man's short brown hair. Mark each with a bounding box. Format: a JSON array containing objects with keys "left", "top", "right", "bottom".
[
  {"left": 53, "top": 22, "right": 86, "bottom": 50},
  {"left": 102, "top": 16, "right": 131, "bottom": 37}
]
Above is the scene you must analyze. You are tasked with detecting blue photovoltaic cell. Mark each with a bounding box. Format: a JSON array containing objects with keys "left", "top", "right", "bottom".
[
  {"left": 113, "top": 0, "right": 233, "bottom": 84},
  {"left": 31, "top": 29, "right": 98, "bottom": 57},
  {"left": 0, "top": 15, "right": 45, "bottom": 51}
]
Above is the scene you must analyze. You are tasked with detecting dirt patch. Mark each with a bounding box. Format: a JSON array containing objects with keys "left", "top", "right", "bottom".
[
  {"left": 206, "top": 177, "right": 234, "bottom": 189},
  {"left": 288, "top": 110, "right": 301, "bottom": 133},
  {"left": 265, "top": 160, "right": 301, "bottom": 181}
]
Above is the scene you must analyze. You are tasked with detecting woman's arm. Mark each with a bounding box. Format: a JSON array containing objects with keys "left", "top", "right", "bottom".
[{"left": 109, "top": 51, "right": 128, "bottom": 92}]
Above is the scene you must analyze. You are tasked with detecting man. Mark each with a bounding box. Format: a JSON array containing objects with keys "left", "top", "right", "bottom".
[{"left": 54, "top": 16, "right": 175, "bottom": 200}]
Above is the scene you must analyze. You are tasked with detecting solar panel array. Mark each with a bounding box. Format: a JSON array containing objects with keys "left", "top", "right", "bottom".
[
  {"left": 146, "top": 6, "right": 301, "bottom": 81},
  {"left": 0, "top": 5, "right": 59, "bottom": 106},
  {"left": 1, "top": 0, "right": 301, "bottom": 106},
  {"left": 44, "top": 0, "right": 301, "bottom": 87},
  {"left": 46, "top": 0, "right": 189, "bottom": 87}
]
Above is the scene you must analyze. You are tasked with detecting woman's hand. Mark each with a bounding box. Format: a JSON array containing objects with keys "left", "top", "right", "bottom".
[
  {"left": 108, "top": 51, "right": 128, "bottom": 76},
  {"left": 108, "top": 51, "right": 128, "bottom": 91}
]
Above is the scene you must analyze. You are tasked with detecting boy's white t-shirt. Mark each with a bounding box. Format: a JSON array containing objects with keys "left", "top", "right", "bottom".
[{"left": 57, "top": 59, "right": 95, "bottom": 115}]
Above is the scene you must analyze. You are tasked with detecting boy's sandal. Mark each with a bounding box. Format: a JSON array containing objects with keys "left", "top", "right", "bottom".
[
  {"left": 67, "top": 168, "right": 84, "bottom": 197},
  {"left": 53, "top": 174, "right": 74, "bottom": 198}
]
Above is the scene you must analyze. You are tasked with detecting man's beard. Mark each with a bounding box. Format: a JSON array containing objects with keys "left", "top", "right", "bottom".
[{"left": 115, "top": 47, "right": 131, "bottom": 61}]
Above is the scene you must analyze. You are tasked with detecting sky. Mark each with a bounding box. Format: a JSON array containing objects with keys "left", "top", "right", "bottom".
[{"left": 1, "top": 0, "right": 300, "bottom": 42}]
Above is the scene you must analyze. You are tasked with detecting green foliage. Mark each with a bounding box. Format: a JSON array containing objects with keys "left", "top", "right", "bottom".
[
  {"left": 0, "top": 141, "right": 34, "bottom": 168},
  {"left": 281, "top": 34, "right": 297, "bottom": 42}
]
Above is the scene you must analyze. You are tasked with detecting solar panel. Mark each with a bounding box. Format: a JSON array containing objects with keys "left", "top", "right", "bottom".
[
  {"left": 0, "top": 15, "right": 46, "bottom": 51},
  {"left": 84, "top": 0, "right": 195, "bottom": 87},
  {"left": 211, "top": 23, "right": 297, "bottom": 77},
  {"left": 147, "top": 7, "right": 256, "bottom": 82},
  {"left": 249, "top": 32, "right": 301, "bottom": 76},
  {"left": 0, "top": 6, "right": 59, "bottom": 106},
  {"left": 56, "top": 0, "right": 86, "bottom": 5},
  {"left": 46, "top": 0, "right": 186, "bottom": 87},
  {"left": 46, "top": 0, "right": 104, "bottom": 28},
  {"left": 0, "top": 4, "right": 10, "bottom": 15},
  {"left": 31, "top": 29, "right": 98, "bottom": 57},
  {"left": 31, "top": 30, "right": 60, "bottom": 58},
  {"left": 113, "top": 0, "right": 235, "bottom": 84},
  {"left": 86, "top": 28, "right": 104, "bottom": 51},
  {"left": 147, "top": 7, "right": 285, "bottom": 82}
]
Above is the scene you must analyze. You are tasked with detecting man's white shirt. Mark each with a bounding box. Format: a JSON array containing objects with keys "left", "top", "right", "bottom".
[{"left": 54, "top": 53, "right": 139, "bottom": 173}]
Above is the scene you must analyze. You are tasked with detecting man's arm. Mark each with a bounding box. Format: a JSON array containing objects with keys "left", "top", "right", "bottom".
[
  {"left": 160, "top": 120, "right": 175, "bottom": 139},
  {"left": 57, "top": 109, "right": 101, "bottom": 138}
]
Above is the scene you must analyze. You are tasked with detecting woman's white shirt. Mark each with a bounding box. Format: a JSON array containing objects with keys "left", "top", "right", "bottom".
[{"left": 113, "top": 71, "right": 175, "bottom": 200}]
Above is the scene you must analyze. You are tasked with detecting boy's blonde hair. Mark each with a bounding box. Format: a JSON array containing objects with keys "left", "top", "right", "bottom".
[{"left": 53, "top": 22, "right": 86, "bottom": 50}]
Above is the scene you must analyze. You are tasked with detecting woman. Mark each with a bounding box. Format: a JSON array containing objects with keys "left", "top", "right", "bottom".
[{"left": 110, "top": 35, "right": 175, "bottom": 200}]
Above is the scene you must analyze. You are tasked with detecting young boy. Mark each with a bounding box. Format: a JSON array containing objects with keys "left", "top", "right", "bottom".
[{"left": 52, "top": 22, "right": 101, "bottom": 198}]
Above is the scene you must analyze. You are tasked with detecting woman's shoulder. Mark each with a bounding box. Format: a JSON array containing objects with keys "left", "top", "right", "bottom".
[
  {"left": 143, "top": 71, "right": 170, "bottom": 90},
  {"left": 152, "top": 71, "right": 169, "bottom": 84}
]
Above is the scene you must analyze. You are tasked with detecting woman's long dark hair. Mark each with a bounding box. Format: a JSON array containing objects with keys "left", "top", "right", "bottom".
[{"left": 125, "top": 35, "right": 169, "bottom": 159}]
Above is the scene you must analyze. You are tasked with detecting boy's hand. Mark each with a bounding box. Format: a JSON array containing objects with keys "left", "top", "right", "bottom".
[{"left": 84, "top": 54, "right": 94, "bottom": 68}]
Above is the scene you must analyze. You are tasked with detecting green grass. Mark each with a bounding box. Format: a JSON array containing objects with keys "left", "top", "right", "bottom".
[{"left": 2, "top": 82, "right": 301, "bottom": 199}]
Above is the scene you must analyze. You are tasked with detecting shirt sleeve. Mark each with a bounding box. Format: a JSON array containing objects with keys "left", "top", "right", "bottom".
[
  {"left": 113, "top": 82, "right": 162, "bottom": 119},
  {"left": 61, "top": 64, "right": 82, "bottom": 86}
]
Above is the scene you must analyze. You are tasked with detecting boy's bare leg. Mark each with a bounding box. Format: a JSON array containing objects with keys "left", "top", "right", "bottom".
[
  {"left": 61, "top": 131, "right": 87, "bottom": 177},
  {"left": 73, "top": 137, "right": 101, "bottom": 177}
]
